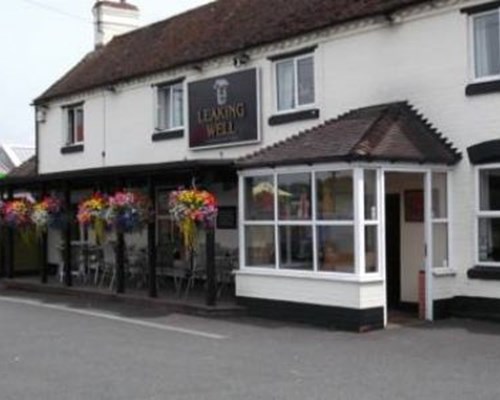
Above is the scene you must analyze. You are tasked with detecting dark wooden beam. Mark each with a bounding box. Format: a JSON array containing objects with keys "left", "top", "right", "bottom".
[
  {"left": 39, "top": 187, "right": 49, "bottom": 284},
  {"left": 147, "top": 177, "right": 157, "bottom": 298},
  {"left": 63, "top": 183, "right": 72, "bottom": 287},
  {"left": 116, "top": 232, "right": 125, "bottom": 294},
  {"left": 205, "top": 227, "right": 217, "bottom": 306},
  {"left": 114, "top": 178, "right": 126, "bottom": 294},
  {"left": 6, "top": 187, "right": 14, "bottom": 279},
  {"left": 0, "top": 189, "right": 5, "bottom": 278}
]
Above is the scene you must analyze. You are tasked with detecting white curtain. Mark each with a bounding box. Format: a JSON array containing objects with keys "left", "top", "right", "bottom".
[
  {"left": 474, "top": 12, "right": 500, "bottom": 78},
  {"left": 171, "top": 83, "right": 184, "bottom": 128},
  {"left": 277, "top": 60, "right": 295, "bottom": 111},
  {"left": 297, "top": 56, "right": 315, "bottom": 105}
]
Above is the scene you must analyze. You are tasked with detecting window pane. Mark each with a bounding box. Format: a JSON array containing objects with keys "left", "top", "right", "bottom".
[
  {"left": 75, "top": 108, "right": 84, "bottom": 142},
  {"left": 479, "top": 218, "right": 500, "bottom": 262},
  {"left": 317, "top": 226, "right": 354, "bottom": 273},
  {"left": 245, "top": 226, "right": 275, "bottom": 267},
  {"left": 365, "top": 226, "right": 378, "bottom": 273},
  {"left": 474, "top": 12, "right": 500, "bottom": 78},
  {"left": 245, "top": 176, "right": 275, "bottom": 220},
  {"left": 316, "top": 171, "right": 353, "bottom": 220},
  {"left": 277, "top": 60, "right": 295, "bottom": 111},
  {"left": 297, "top": 56, "right": 315, "bottom": 105},
  {"left": 67, "top": 109, "right": 75, "bottom": 144},
  {"left": 157, "top": 219, "right": 185, "bottom": 267},
  {"left": 278, "top": 173, "right": 311, "bottom": 220},
  {"left": 171, "top": 84, "right": 184, "bottom": 128},
  {"left": 279, "top": 226, "right": 313, "bottom": 270},
  {"left": 158, "top": 87, "right": 171, "bottom": 130},
  {"left": 433, "top": 222, "right": 448, "bottom": 268},
  {"left": 432, "top": 172, "right": 447, "bottom": 218},
  {"left": 364, "top": 170, "right": 377, "bottom": 220},
  {"left": 480, "top": 169, "right": 500, "bottom": 211}
]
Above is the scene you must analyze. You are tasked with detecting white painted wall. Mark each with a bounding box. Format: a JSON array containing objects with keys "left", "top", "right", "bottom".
[
  {"left": 38, "top": 1, "right": 500, "bottom": 305},
  {"left": 236, "top": 271, "right": 384, "bottom": 309}
]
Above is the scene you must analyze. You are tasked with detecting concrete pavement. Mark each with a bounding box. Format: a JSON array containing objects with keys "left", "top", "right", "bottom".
[{"left": 0, "top": 291, "right": 499, "bottom": 400}]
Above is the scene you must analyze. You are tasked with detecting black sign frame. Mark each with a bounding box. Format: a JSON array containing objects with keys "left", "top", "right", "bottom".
[{"left": 188, "top": 68, "right": 260, "bottom": 150}]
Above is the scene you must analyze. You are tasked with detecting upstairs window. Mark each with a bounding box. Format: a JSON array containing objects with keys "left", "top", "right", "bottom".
[
  {"left": 275, "top": 54, "right": 315, "bottom": 112},
  {"left": 65, "top": 104, "right": 84, "bottom": 145},
  {"left": 471, "top": 10, "right": 500, "bottom": 80},
  {"left": 157, "top": 82, "right": 184, "bottom": 131}
]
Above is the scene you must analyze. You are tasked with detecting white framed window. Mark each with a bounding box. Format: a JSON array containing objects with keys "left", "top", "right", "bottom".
[
  {"left": 65, "top": 104, "right": 84, "bottom": 145},
  {"left": 156, "top": 82, "right": 184, "bottom": 131},
  {"left": 431, "top": 172, "right": 450, "bottom": 269},
  {"left": 476, "top": 166, "right": 500, "bottom": 265},
  {"left": 240, "top": 167, "right": 381, "bottom": 277},
  {"left": 275, "top": 54, "right": 315, "bottom": 112},
  {"left": 363, "top": 169, "right": 380, "bottom": 274},
  {"left": 470, "top": 9, "right": 500, "bottom": 81}
]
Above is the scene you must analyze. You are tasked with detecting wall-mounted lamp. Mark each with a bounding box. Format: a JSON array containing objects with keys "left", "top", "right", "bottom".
[
  {"left": 36, "top": 106, "right": 48, "bottom": 123},
  {"left": 193, "top": 64, "right": 203, "bottom": 72},
  {"left": 233, "top": 53, "right": 250, "bottom": 68}
]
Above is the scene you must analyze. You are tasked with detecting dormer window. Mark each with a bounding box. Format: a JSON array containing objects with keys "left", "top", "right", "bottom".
[
  {"left": 65, "top": 104, "right": 84, "bottom": 145},
  {"left": 471, "top": 9, "right": 500, "bottom": 81},
  {"left": 156, "top": 82, "right": 184, "bottom": 131}
]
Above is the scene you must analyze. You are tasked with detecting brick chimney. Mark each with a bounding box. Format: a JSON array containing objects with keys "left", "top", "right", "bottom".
[{"left": 93, "top": 1, "right": 140, "bottom": 48}]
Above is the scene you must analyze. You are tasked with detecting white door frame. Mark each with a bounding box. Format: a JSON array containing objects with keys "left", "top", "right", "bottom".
[{"left": 381, "top": 167, "right": 438, "bottom": 323}]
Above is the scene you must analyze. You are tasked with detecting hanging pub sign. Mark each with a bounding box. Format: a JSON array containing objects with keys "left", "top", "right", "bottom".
[{"left": 188, "top": 68, "right": 259, "bottom": 149}]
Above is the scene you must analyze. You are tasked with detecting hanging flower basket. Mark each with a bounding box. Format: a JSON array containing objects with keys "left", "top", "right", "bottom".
[
  {"left": 105, "top": 190, "right": 153, "bottom": 233},
  {"left": 2, "top": 198, "right": 34, "bottom": 230},
  {"left": 169, "top": 188, "right": 218, "bottom": 252},
  {"left": 31, "top": 195, "right": 64, "bottom": 234},
  {"left": 77, "top": 192, "right": 109, "bottom": 243}
]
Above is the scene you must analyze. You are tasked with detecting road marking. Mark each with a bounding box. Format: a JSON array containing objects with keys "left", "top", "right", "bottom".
[{"left": 0, "top": 296, "right": 227, "bottom": 340}]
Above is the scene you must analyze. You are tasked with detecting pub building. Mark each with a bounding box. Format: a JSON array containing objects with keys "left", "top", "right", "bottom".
[{"left": 3, "top": 0, "right": 500, "bottom": 331}]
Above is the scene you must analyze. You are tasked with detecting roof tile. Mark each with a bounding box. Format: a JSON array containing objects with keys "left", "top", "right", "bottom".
[
  {"left": 36, "top": 0, "right": 428, "bottom": 103},
  {"left": 236, "top": 102, "right": 462, "bottom": 168}
]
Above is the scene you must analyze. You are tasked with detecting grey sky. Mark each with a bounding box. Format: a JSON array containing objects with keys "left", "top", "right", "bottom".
[{"left": 0, "top": 0, "right": 212, "bottom": 145}]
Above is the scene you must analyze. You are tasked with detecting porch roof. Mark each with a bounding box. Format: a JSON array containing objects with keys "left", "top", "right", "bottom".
[
  {"left": 1, "top": 158, "right": 235, "bottom": 188},
  {"left": 237, "top": 102, "right": 461, "bottom": 169}
]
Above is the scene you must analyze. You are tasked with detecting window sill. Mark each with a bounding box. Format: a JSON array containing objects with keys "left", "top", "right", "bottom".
[
  {"left": 268, "top": 108, "right": 320, "bottom": 126},
  {"left": 467, "top": 265, "right": 500, "bottom": 280},
  {"left": 152, "top": 129, "right": 184, "bottom": 142},
  {"left": 60, "top": 144, "right": 84, "bottom": 154},
  {"left": 433, "top": 268, "right": 457, "bottom": 277},
  {"left": 465, "top": 80, "right": 500, "bottom": 96},
  {"left": 236, "top": 268, "right": 383, "bottom": 283}
]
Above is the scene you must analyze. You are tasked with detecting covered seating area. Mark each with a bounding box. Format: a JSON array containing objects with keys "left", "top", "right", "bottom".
[{"left": 0, "top": 159, "right": 238, "bottom": 307}]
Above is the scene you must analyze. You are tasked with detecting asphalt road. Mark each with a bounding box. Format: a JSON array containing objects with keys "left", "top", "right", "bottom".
[{"left": 0, "top": 291, "right": 499, "bottom": 400}]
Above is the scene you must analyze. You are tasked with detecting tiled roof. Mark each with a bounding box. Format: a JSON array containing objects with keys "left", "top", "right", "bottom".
[
  {"left": 35, "top": 0, "right": 428, "bottom": 103},
  {"left": 237, "top": 102, "right": 462, "bottom": 168},
  {"left": 8, "top": 145, "right": 35, "bottom": 165},
  {"left": 7, "top": 156, "right": 37, "bottom": 178},
  {"left": 0, "top": 159, "right": 10, "bottom": 175}
]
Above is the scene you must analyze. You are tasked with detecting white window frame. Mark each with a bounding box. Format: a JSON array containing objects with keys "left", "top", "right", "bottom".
[
  {"left": 430, "top": 172, "right": 451, "bottom": 270},
  {"left": 274, "top": 53, "right": 315, "bottom": 114},
  {"left": 238, "top": 165, "right": 383, "bottom": 282},
  {"left": 64, "top": 104, "right": 84, "bottom": 146},
  {"left": 156, "top": 82, "right": 184, "bottom": 132},
  {"left": 475, "top": 164, "right": 500, "bottom": 266},
  {"left": 468, "top": 8, "right": 500, "bottom": 83}
]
